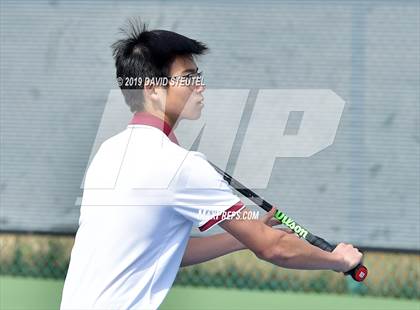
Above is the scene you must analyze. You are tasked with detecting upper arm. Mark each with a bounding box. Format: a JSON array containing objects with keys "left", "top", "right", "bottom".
[
  {"left": 172, "top": 151, "right": 245, "bottom": 231},
  {"left": 172, "top": 151, "right": 287, "bottom": 256},
  {"left": 219, "top": 208, "right": 286, "bottom": 259}
]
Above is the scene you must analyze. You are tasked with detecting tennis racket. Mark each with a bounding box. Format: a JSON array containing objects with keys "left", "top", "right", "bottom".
[{"left": 209, "top": 161, "right": 368, "bottom": 282}]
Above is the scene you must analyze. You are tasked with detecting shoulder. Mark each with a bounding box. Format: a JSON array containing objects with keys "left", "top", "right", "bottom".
[{"left": 175, "top": 151, "right": 225, "bottom": 189}]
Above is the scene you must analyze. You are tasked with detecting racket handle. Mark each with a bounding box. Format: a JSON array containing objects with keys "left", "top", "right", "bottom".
[
  {"left": 309, "top": 235, "right": 335, "bottom": 252},
  {"left": 309, "top": 235, "right": 368, "bottom": 282},
  {"left": 345, "top": 264, "right": 368, "bottom": 282}
]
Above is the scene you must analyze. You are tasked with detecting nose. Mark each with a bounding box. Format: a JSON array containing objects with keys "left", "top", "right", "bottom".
[{"left": 195, "top": 83, "right": 206, "bottom": 93}]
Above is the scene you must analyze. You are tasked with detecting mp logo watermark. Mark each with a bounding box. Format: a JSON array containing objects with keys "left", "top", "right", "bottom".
[{"left": 74, "top": 89, "right": 344, "bottom": 206}]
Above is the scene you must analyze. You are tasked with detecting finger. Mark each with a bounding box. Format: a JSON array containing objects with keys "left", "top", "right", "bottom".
[
  {"left": 267, "top": 208, "right": 276, "bottom": 218},
  {"left": 278, "top": 228, "right": 294, "bottom": 234},
  {"left": 261, "top": 208, "right": 276, "bottom": 224},
  {"left": 267, "top": 218, "right": 281, "bottom": 226}
]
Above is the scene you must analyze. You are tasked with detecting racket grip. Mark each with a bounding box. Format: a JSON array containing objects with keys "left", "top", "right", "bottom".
[
  {"left": 309, "top": 236, "right": 368, "bottom": 282},
  {"left": 309, "top": 236, "right": 335, "bottom": 252},
  {"left": 345, "top": 264, "right": 368, "bottom": 282}
]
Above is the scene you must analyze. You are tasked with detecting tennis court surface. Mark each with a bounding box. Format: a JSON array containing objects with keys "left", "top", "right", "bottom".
[{"left": 1, "top": 276, "right": 418, "bottom": 310}]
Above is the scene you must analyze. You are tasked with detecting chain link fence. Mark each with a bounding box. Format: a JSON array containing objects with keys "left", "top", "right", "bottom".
[{"left": 1, "top": 233, "right": 418, "bottom": 300}]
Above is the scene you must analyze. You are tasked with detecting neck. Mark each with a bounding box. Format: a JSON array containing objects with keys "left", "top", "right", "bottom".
[{"left": 143, "top": 106, "right": 179, "bottom": 130}]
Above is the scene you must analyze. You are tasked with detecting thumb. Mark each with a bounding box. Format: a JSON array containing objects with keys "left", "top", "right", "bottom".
[{"left": 261, "top": 208, "right": 278, "bottom": 226}]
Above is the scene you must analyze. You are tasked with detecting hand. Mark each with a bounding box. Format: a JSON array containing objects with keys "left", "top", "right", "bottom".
[
  {"left": 260, "top": 208, "right": 294, "bottom": 234},
  {"left": 332, "top": 243, "right": 363, "bottom": 273}
]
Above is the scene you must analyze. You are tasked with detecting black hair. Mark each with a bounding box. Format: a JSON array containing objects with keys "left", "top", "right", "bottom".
[{"left": 111, "top": 19, "right": 208, "bottom": 112}]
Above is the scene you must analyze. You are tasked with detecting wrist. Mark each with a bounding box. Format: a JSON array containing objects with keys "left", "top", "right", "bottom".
[{"left": 330, "top": 251, "right": 345, "bottom": 272}]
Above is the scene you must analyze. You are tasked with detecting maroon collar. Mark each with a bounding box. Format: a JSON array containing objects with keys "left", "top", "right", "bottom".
[{"left": 129, "top": 111, "right": 179, "bottom": 145}]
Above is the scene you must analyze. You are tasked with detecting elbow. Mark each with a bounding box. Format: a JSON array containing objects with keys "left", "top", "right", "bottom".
[
  {"left": 255, "top": 246, "right": 289, "bottom": 263},
  {"left": 254, "top": 234, "right": 295, "bottom": 265},
  {"left": 255, "top": 247, "right": 277, "bottom": 262}
]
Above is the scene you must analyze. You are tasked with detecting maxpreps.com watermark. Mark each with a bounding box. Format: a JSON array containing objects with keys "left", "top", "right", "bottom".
[{"left": 198, "top": 209, "right": 260, "bottom": 221}]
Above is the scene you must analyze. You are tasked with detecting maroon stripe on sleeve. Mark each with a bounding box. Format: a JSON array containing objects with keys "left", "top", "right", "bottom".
[{"left": 198, "top": 201, "right": 245, "bottom": 232}]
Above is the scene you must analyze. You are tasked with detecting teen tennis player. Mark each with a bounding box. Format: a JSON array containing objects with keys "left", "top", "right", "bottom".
[{"left": 60, "top": 21, "right": 363, "bottom": 309}]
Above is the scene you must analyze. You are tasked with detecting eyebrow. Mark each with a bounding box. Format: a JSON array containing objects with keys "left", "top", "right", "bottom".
[{"left": 181, "top": 67, "right": 198, "bottom": 74}]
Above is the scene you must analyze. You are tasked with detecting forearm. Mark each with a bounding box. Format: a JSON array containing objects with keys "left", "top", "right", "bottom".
[
  {"left": 262, "top": 232, "right": 340, "bottom": 271},
  {"left": 219, "top": 209, "right": 357, "bottom": 272},
  {"left": 181, "top": 233, "right": 245, "bottom": 267}
]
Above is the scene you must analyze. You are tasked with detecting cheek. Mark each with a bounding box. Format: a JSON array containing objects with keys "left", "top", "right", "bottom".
[{"left": 166, "top": 87, "right": 193, "bottom": 113}]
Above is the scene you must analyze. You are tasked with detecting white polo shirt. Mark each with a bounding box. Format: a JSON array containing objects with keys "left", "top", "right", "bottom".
[{"left": 60, "top": 112, "right": 244, "bottom": 310}]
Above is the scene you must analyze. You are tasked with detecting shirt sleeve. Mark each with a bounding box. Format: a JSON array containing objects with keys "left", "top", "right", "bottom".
[{"left": 172, "top": 151, "right": 245, "bottom": 232}]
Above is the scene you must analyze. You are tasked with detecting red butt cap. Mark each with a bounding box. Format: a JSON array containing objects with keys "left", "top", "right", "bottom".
[{"left": 354, "top": 265, "right": 368, "bottom": 282}]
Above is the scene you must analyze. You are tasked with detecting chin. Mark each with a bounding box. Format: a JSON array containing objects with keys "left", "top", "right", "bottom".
[
  {"left": 186, "top": 112, "right": 202, "bottom": 120},
  {"left": 181, "top": 109, "right": 202, "bottom": 120}
]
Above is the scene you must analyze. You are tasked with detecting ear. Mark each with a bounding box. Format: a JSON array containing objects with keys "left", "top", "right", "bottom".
[
  {"left": 143, "top": 85, "right": 168, "bottom": 112},
  {"left": 143, "top": 85, "right": 160, "bottom": 103}
]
